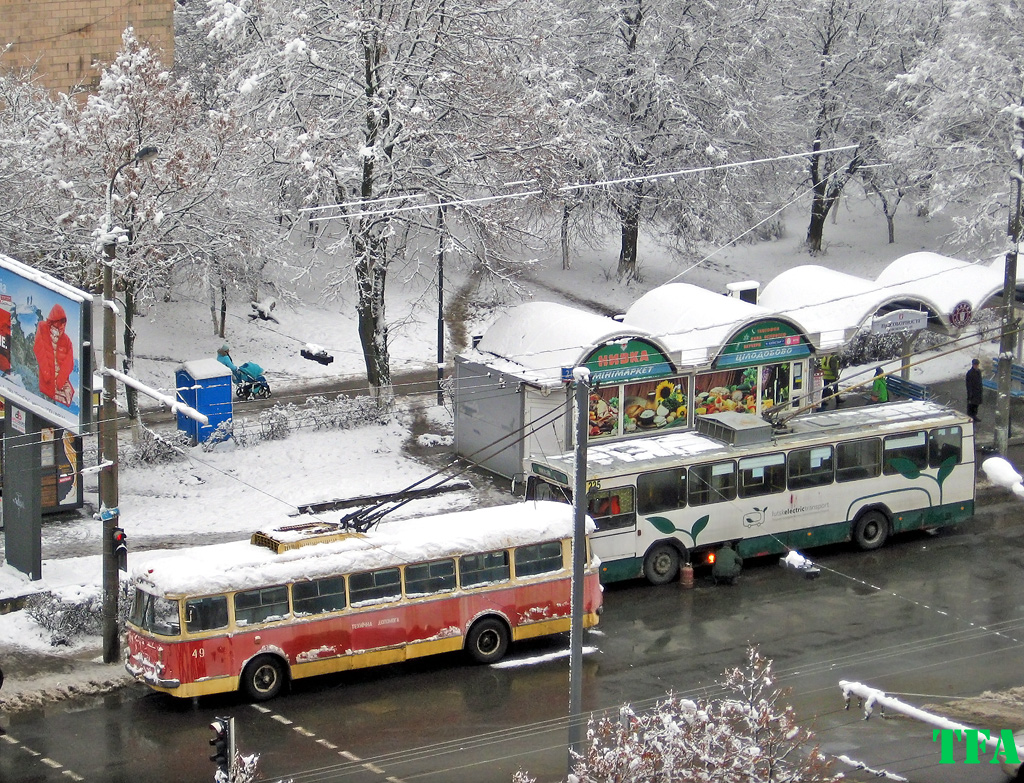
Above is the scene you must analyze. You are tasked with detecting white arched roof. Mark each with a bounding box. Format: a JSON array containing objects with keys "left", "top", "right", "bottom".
[
  {"left": 466, "top": 253, "right": 1024, "bottom": 383},
  {"left": 472, "top": 302, "right": 665, "bottom": 385},
  {"left": 623, "top": 283, "right": 808, "bottom": 367},
  {"left": 762, "top": 253, "right": 1016, "bottom": 349}
]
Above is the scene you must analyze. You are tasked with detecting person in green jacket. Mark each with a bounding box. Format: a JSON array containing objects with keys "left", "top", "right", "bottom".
[
  {"left": 712, "top": 542, "right": 743, "bottom": 585},
  {"left": 870, "top": 367, "right": 889, "bottom": 403}
]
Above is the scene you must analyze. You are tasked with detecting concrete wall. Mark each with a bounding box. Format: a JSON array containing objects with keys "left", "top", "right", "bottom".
[{"left": 0, "top": 0, "right": 174, "bottom": 95}]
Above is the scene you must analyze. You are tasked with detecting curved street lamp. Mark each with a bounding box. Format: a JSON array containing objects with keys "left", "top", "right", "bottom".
[{"left": 101, "top": 145, "right": 158, "bottom": 664}]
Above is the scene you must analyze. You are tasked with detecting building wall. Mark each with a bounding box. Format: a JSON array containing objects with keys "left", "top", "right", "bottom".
[{"left": 0, "top": 0, "right": 174, "bottom": 95}]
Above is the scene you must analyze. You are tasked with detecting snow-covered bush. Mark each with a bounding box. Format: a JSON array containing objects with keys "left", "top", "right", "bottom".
[
  {"left": 537, "top": 646, "right": 837, "bottom": 783},
  {"left": 124, "top": 426, "right": 191, "bottom": 465},
  {"left": 257, "top": 405, "right": 292, "bottom": 440},
  {"left": 201, "top": 419, "right": 236, "bottom": 451},
  {"left": 25, "top": 581, "right": 132, "bottom": 647},
  {"left": 302, "top": 395, "right": 387, "bottom": 431}
]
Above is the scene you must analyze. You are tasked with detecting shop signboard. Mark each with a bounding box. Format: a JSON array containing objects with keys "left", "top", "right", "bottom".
[
  {"left": 716, "top": 319, "right": 810, "bottom": 368},
  {"left": 583, "top": 338, "right": 674, "bottom": 384},
  {"left": 871, "top": 308, "right": 928, "bottom": 335},
  {"left": 0, "top": 252, "right": 92, "bottom": 433}
]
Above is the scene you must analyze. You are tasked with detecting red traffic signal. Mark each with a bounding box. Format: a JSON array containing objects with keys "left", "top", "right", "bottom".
[{"left": 112, "top": 527, "right": 127, "bottom": 571}]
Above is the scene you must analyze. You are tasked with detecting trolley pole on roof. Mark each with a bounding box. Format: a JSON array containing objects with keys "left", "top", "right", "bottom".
[{"left": 568, "top": 368, "right": 590, "bottom": 769}]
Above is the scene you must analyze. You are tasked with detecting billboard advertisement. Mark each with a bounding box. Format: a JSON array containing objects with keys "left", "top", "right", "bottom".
[{"left": 0, "top": 252, "right": 92, "bottom": 434}]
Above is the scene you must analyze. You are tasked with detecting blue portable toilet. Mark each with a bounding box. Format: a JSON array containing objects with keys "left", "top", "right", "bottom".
[{"left": 175, "top": 358, "right": 233, "bottom": 443}]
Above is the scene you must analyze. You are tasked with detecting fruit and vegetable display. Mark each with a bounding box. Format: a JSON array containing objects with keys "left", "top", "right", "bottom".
[{"left": 621, "top": 380, "right": 687, "bottom": 433}]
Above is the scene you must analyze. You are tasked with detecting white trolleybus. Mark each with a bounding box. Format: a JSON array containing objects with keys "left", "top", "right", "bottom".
[{"left": 524, "top": 400, "right": 975, "bottom": 585}]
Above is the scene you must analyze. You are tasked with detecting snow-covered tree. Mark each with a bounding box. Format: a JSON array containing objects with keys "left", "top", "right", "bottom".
[
  {"left": 205, "top": 0, "right": 566, "bottom": 400},
  {"left": 559, "top": 0, "right": 792, "bottom": 281},
  {"left": 518, "top": 647, "right": 838, "bottom": 783},
  {"left": 27, "top": 29, "right": 285, "bottom": 414},
  {"left": 783, "top": 0, "right": 936, "bottom": 253},
  {"left": 890, "top": 0, "right": 1024, "bottom": 254}
]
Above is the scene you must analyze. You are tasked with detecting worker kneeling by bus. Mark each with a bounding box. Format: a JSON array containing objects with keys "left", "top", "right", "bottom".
[{"left": 712, "top": 542, "right": 743, "bottom": 585}]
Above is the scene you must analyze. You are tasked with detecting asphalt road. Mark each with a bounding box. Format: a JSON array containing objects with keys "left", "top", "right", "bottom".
[{"left": 2, "top": 496, "right": 1022, "bottom": 783}]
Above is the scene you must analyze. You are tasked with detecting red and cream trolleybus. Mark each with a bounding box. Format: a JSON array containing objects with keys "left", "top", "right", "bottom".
[{"left": 125, "top": 501, "right": 602, "bottom": 701}]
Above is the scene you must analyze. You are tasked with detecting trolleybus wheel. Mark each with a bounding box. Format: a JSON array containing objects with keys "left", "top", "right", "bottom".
[
  {"left": 466, "top": 617, "right": 510, "bottom": 664},
  {"left": 242, "top": 655, "right": 286, "bottom": 701},
  {"left": 853, "top": 510, "right": 890, "bottom": 551},
  {"left": 643, "top": 543, "right": 681, "bottom": 586}
]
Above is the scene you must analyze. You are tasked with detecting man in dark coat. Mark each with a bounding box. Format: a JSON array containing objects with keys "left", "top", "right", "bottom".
[{"left": 966, "top": 359, "right": 983, "bottom": 422}]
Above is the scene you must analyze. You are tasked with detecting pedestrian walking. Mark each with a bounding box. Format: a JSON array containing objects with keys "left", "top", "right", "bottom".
[
  {"left": 966, "top": 358, "right": 983, "bottom": 422},
  {"left": 870, "top": 367, "right": 888, "bottom": 404},
  {"left": 818, "top": 353, "right": 842, "bottom": 410}
]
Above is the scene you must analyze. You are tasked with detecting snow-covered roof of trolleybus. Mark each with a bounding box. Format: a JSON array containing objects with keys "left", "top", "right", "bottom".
[
  {"left": 534, "top": 401, "right": 969, "bottom": 476},
  {"left": 131, "top": 501, "right": 594, "bottom": 597}
]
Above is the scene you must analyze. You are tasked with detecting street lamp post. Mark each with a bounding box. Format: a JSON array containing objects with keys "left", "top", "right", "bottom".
[
  {"left": 101, "top": 146, "right": 158, "bottom": 664},
  {"left": 996, "top": 87, "right": 1024, "bottom": 456}
]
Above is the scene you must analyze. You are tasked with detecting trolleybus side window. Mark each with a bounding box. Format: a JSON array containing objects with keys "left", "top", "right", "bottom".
[
  {"left": 587, "top": 488, "right": 636, "bottom": 530},
  {"left": 130, "top": 590, "right": 181, "bottom": 636},
  {"left": 460, "top": 550, "right": 511, "bottom": 587},
  {"left": 883, "top": 431, "right": 928, "bottom": 474},
  {"left": 928, "top": 426, "right": 962, "bottom": 467},
  {"left": 687, "top": 460, "right": 736, "bottom": 506},
  {"left": 515, "top": 541, "right": 565, "bottom": 577},
  {"left": 185, "top": 595, "right": 229, "bottom": 633},
  {"left": 350, "top": 568, "right": 402, "bottom": 606},
  {"left": 404, "top": 559, "right": 457, "bottom": 597},
  {"left": 531, "top": 479, "right": 570, "bottom": 503},
  {"left": 788, "top": 446, "right": 834, "bottom": 490},
  {"left": 293, "top": 576, "right": 347, "bottom": 616},
  {"left": 835, "top": 438, "right": 881, "bottom": 482},
  {"left": 738, "top": 453, "right": 787, "bottom": 498},
  {"left": 637, "top": 468, "right": 686, "bottom": 514},
  {"left": 235, "top": 585, "right": 289, "bottom": 626}
]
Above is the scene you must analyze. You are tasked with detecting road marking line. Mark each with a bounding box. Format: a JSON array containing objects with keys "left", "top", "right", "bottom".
[
  {"left": 317, "top": 738, "right": 338, "bottom": 750},
  {"left": 1, "top": 735, "right": 19, "bottom": 745},
  {"left": 340, "top": 750, "right": 361, "bottom": 761},
  {"left": 62, "top": 771, "right": 84, "bottom": 781},
  {"left": 363, "top": 762, "right": 385, "bottom": 774},
  {"left": 386, "top": 777, "right": 405, "bottom": 782},
  {"left": 272, "top": 714, "right": 293, "bottom": 725},
  {"left": 251, "top": 704, "right": 271, "bottom": 713},
  {"left": 293, "top": 726, "right": 315, "bottom": 737},
  {"left": 20, "top": 745, "right": 41, "bottom": 756},
  {"left": 41, "top": 758, "right": 63, "bottom": 769}
]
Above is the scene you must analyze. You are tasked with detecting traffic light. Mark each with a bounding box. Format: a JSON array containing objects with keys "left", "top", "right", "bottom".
[
  {"left": 209, "top": 716, "right": 235, "bottom": 778},
  {"left": 112, "top": 527, "right": 127, "bottom": 572}
]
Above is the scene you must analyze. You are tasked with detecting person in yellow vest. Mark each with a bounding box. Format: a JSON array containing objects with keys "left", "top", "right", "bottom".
[{"left": 818, "top": 353, "right": 842, "bottom": 411}]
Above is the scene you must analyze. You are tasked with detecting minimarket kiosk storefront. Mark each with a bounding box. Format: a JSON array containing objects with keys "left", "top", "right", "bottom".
[{"left": 453, "top": 302, "right": 816, "bottom": 481}]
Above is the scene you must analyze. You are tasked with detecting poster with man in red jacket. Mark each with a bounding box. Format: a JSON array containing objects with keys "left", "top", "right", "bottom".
[{"left": 32, "top": 303, "right": 76, "bottom": 407}]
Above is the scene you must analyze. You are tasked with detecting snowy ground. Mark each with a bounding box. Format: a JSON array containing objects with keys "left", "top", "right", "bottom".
[{"left": 0, "top": 194, "right": 1011, "bottom": 715}]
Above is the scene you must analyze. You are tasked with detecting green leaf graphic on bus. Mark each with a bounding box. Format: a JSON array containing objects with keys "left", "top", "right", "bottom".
[
  {"left": 888, "top": 457, "right": 921, "bottom": 480},
  {"left": 648, "top": 514, "right": 710, "bottom": 546},
  {"left": 936, "top": 454, "right": 957, "bottom": 487}
]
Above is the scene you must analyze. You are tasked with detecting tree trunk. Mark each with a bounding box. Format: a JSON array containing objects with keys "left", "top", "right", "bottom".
[
  {"left": 208, "top": 276, "right": 218, "bottom": 336},
  {"left": 219, "top": 280, "right": 227, "bottom": 339},
  {"left": 616, "top": 198, "right": 642, "bottom": 282},
  {"left": 561, "top": 203, "right": 571, "bottom": 270},
  {"left": 355, "top": 241, "right": 392, "bottom": 404},
  {"left": 122, "top": 279, "right": 138, "bottom": 423}
]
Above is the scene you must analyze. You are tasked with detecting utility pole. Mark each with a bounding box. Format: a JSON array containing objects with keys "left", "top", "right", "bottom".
[
  {"left": 436, "top": 204, "right": 445, "bottom": 405},
  {"left": 568, "top": 368, "right": 589, "bottom": 769},
  {"left": 101, "top": 146, "right": 158, "bottom": 664},
  {"left": 996, "top": 82, "right": 1024, "bottom": 455}
]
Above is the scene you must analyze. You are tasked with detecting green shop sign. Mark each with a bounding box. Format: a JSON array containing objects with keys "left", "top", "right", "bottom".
[
  {"left": 583, "top": 339, "right": 674, "bottom": 383},
  {"left": 717, "top": 319, "right": 810, "bottom": 368}
]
